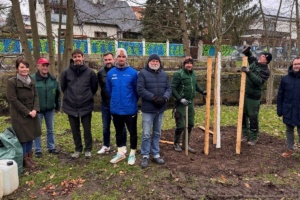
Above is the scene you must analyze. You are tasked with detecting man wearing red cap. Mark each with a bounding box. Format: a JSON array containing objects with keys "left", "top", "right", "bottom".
[
  {"left": 31, "top": 57, "right": 61, "bottom": 158},
  {"left": 241, "top": 46, "right": 272, "bottom": 145}
]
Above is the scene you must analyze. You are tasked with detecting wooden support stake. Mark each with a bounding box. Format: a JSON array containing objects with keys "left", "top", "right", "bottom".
[
  {"left": 204, "top": 58, "right": 212, "bottom": 155},
  {"left": 159, "top": 140, "right": 174, "bottom": 145},
  {"left": 185, "top": 105, "right": 188, "bottom": 156},
  {"left": 198, "top": 126, "right": 214, "bottom": 135},
  {"left": 236, "top": 56, "right": 248, "bottom": 154}
]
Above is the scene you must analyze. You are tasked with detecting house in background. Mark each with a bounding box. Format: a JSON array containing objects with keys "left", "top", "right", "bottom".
[{"left": 35, "top": 0, "right": 142, "bottom": 39}]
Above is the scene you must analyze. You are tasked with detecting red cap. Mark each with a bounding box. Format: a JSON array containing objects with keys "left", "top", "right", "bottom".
[{"left": 37, "top": 58, "right": 49, "bottom": 64}]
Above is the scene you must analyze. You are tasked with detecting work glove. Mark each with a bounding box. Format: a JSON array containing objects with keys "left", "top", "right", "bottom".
[
  {"left": 242, "top": 45, "right": 251, "bottom": 55},
  {"left": 241, "top": 66, "right": 250, "bottom": 73},
  {"left": 180, "top": 98, "right": 189, "bottom": 106},
  {"left": 202, "top": 91, "right": 207, "bottom": 95},
  {"left": 154, "top": 97, "right": 166, "bottom": 107}
]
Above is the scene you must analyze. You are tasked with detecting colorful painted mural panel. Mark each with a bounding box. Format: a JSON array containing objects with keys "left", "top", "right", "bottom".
[
  {"left": 169, "top": 44, "right": 184, "bottom": 57},
  {"left": 145, "top": 42, "right": 166, "bottom": 56},
  {"left": 90, "top": 40, "right": 115, "bottom": 54},
  {"left": 118, "top": 41, "right": 143, "bottom": 56},
  {"left": 0, "top": 39, "right": 20, "bottom": 53}
]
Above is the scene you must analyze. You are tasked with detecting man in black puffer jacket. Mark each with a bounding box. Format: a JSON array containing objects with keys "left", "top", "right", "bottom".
[
  {"left": 61, "top": 49, "right": 98, "bottom": 159},
  {"left": 137, "top": 54, "right": 171, "bottom": 169}
]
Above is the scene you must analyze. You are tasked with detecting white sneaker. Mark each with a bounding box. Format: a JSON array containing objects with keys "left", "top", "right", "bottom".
[
  {"left": 71, "top": 151, "right": 80, "bottom": 159},
  {"left": 85, "top": 151, "right": 91, "bottom": 159},
  {"left": 122, "top": 146, "right": 127, "bottom": 154},
  {"left": 128, "top": 154, "right": 136, "bottom": 165},
  {"left": 110, "top": 152, "right": 126, "bottom": 164},
  {"left": 97, "top": 146, "right": 110, "bottom": 154}
]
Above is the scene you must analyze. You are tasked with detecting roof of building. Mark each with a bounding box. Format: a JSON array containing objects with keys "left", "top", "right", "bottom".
[{"left": 47, "top": 0, "right": 141, "bottom": 33}]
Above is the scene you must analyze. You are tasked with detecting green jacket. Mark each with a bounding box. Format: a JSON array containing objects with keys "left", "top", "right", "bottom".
[
  {"left": 245, "top": 57, "right": 270, "bottom": 100},
  {"left": 31, "top": 72, "right": 61, "bottom": 112},
  {"left": 171, "top": 68, "right": 205, "bottom": 102}
]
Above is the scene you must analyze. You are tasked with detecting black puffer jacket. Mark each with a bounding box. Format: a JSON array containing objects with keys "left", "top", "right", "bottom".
[
  {"left": 277, "top": 65, "right": 300, "bottom": 126},
  {"left": 60, "top": 61, "right": 98, "bottom": 117},
  {"left": 137, "top": 64, "right": 171, "bottom": 113},
  {"left": 97, "top": 65, "right": 114, "bottom": 106}
]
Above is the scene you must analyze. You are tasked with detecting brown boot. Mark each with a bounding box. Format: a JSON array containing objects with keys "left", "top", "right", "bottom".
[
  {"left": 23, "top": 154, "right": 34, "bottom": 169},
  {"left": 28, "top": 152, "right": 37, "bottom": 168}
]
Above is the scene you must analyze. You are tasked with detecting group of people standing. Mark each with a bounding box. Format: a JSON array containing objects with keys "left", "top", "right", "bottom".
[{"left": 5, "top": 46, "right": 300, "bottom": 170}]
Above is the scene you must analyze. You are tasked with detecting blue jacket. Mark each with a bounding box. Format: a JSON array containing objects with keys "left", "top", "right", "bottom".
[
  {"left": 137, "top": 65, "right": 171, "bottom": 113},
  {"left": 277, "top": 65, "right": 300, "bottom": 126},
  {"left": 106, "top": 65, "right": 138, "bottom": 115}
]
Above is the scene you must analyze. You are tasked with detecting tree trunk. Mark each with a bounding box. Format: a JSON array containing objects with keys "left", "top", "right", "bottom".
[
  {"left": 44, "top": 0, "right": 55, "bottom": 75},
  {"left": 29, "top": 0, "right": 40, "bottom": 64},
  {"left": 177, "top": 0, "right": 190, "bottom": 56},
  {"left": 57, "top": 0, "right": 63, "bottom": 79},
  {"left": 11, "top": 0, "right": 35, "bottom": 73},
  {"left": 296, "top": 0, "right": 300, "bottom": 49},
  {"left": 62, "top": 0, "right": 74, "bottom": 72}
]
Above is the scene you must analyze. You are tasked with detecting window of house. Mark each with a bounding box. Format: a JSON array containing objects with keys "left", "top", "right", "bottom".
[
  {"left": 267, "top": 21, "right": 276, "bottom": 31},
  {"left": 59, "top": 29, "right": 66, "bottom": 37},
  {"left": 95, "top": 32, "right": 107, "bottom": 38}
]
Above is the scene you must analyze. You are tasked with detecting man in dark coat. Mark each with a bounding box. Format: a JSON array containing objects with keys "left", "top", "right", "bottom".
[
  {"left": 137, "top": 54, "right": 171, "bottom": 168},
  {"left": 60, "top": 49, "right": 98, "bottom": 159},
  {"left": 277, "top": 57, "right": 300, "bottom": 157},
  {"left": 97, "top": 52, "right": 127, "bottom": 155},
  {"left": 241, "top": 46, "right": 272, "bottom": 145}
]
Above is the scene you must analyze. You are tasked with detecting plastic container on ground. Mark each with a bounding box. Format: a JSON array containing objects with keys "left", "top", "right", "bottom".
[{"left": 0, "top": 159, "right": 19, "bottom": 196}]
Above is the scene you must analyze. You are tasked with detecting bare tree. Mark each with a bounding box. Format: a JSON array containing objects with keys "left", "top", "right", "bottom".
[
  {"left": 296, "top": 0, "right": 300, "bottom": 50},
  {"left": 11, "top": 0, "right": 34, "bottom": 72},
  {"left": 29, "top": 0, "right": 40, "bottom": 63},
  {"left": 61, "top": 0, "right": 74, "bottom": 73},
  {"left": 44, "top": 0, "right": 55, "bottom": 75},
  {"left": 57, "top": 0, "right": 63, "bottom": 78},
  {"left": 177, "top": 0, "right": 190, "bottom": 56}
]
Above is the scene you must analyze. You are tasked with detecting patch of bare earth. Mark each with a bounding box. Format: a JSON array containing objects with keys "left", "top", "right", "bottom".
[{"left": 157, "top": 126, "right": 300, "bottom": 199}]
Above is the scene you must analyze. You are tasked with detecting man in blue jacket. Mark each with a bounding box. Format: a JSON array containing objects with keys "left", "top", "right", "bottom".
[
  {"left": 137, "top": 54, "right": 171, "bottom": 168},
  {"left": 277, "top": 57, "right": 300, "bottom": 157},
  {"left": 31, "top": 58, "right": 60, "bottom": 158},
  {"left": 106, "top": 48, "right": 139, "bottom": 165},
  {"left": 60, "top": 49, "right": 98, "bottom": 159}
]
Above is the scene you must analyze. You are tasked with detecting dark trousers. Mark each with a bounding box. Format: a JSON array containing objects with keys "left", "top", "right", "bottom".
[
  {"left": 112, "top": 114, "right": 137, "bottom": 150},
  {"left": 68, "top": 113, "right": 92, "bottom": 152},
  {"left": 101, "top": 104, "right": 127, "bottom": 147},
  {"left": 242, "top": 97, "right": 260, "bottom": 140}
]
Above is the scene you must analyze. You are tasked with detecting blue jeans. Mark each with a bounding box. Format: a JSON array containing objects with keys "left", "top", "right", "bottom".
[
  {"left": 34, "top": 109, "right": 55, "bottom": 153},
  {"left": 102, "top": 104, "right": 127, "bottom": 147},
  {"left": 286, "top": 124, "right": 300, "bottom": 150},
  {"left": 141, "top": 112, "right": 164, "bottom": 158},
  {"left": 21, "top": 141, "right": 33, "bottom": 157}
]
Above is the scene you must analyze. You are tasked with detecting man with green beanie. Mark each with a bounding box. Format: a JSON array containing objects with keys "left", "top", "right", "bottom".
[
  {"left": 171, "top": 56, "right": 206, "bottom": 153},
  {"left": 241, "top": 46, "right": 272, "bottom": 145}
]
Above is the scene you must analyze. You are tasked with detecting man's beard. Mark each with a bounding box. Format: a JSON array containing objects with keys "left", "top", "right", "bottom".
[{"left": 149, "top": 63, "right": 160, "bottom": 70}]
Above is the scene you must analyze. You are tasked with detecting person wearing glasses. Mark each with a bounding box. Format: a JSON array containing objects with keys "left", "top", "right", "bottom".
[{"left": 277, "top": 57, "right": 300, "bottom": 157}]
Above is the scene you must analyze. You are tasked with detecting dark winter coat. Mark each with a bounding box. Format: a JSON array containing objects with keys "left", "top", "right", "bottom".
[
  {"left": 60, "top": 62, "right": 98, "bottom": 117},
  {"left": 31, "top": 72, "right": 61, "bottom": 112},
  {"left": 97, "top": 65, "right": 114, "bottom": 106},
  {"left": 6, "top": 76, "right": 42, "bottom": 143},
  {"left": 277, "top": 65, "right": 300, "bottom": 126},
  {"left": 245, "top": 56, "right": 270, "bottom": 100},
  {"left": 137, "top": 64, "right": 171, "bottom": 113},
  {"left": 171, "top": 68, "right": 205, "bottom": 102}
]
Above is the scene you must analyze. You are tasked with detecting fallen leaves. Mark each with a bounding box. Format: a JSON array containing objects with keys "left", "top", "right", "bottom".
[{"left": 40, "top": 178, "right": 86, "bottom": 197}]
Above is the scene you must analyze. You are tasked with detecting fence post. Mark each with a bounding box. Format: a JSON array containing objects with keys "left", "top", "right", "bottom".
[
  {"left": 18, "top": 39, "right": 22, "bottom": 54},
  {"left": 54, "top": 37, "right": 58, "bottom": 55},
  {"left": 142, "top": 38, "right": 146, "bottom": 56},
  {"left": 115, "top": 40, "right": 118, "bottom": 51},
  {"left": 87, "top": 37, "right": 91, "bottom": 55},
  {"left": 198, "top": 40, "right": 203, "bottom": 61},
  {"left": 166, "top": 39, "right": 169, "bottom": 57}
]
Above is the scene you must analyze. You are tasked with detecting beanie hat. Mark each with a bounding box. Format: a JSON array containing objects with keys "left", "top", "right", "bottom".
[
  {"left": 148, "top": 54, "right": 161, "bottom": 64},
  {"left": 183, "top": 57, "right": 193, "bottom": 65},
  {"left": 37, "top": 57, "right": 49, "bottom": 64},
  {"left": 115, "top": 48, "right": 128, "bottom": 58},
  {"left": 262, "top": 52, "right": 272, "bottom": 64}
]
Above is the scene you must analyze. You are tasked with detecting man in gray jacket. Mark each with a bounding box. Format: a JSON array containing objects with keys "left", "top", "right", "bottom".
[{"left": 137, "top": 54, "right": 171, "bottom": 168}]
